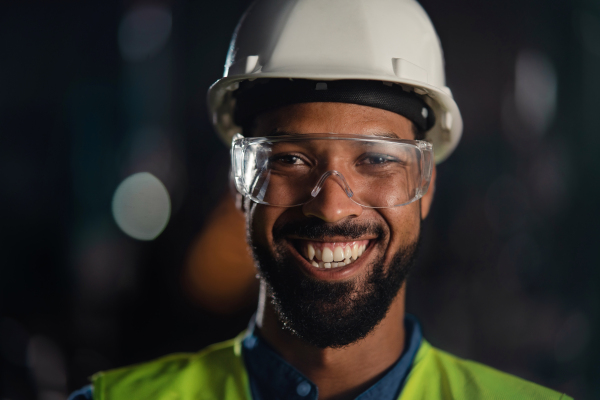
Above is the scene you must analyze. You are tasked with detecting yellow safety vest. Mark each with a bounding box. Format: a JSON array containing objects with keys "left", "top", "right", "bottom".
[{"left": 91, "top": 333, "right": 572, "bottom": 400}]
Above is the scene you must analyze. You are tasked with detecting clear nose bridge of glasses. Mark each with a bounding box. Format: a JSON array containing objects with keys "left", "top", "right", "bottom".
[{"left": 310, "top": 170, "right": 355, "bottom": 200}]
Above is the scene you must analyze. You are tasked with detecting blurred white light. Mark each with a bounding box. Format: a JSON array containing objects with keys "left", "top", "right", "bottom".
[
  {"left": 514, "top": 50, "right": 557, "bottom": 135},
  {"left": 112, "top": 172, "right": 171, "bottom": 241},
  {"left": 118, "top": 5, "right": 172, "bottom": 62}
]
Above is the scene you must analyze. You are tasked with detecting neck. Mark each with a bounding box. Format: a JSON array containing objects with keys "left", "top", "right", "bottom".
[{"left": 255, "top": 281, "right": 407, "bottom": 400}]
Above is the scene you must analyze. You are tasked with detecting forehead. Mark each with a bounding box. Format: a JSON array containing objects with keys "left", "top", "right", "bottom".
[{"left": 251, "top": 102, "right": 415, "bottom": 140}]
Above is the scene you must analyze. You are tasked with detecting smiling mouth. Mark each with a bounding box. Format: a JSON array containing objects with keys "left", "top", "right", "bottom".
[{"left": 294, "top": 240, "right": 370, "bottom": 269}]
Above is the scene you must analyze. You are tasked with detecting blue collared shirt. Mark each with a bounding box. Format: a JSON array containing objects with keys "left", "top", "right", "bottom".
[
  {"left": 242, "top": 314, "right": 422, "bottom": 400},
  {"left": 69, "top": 315, "right": 422, "bottom": 400}
]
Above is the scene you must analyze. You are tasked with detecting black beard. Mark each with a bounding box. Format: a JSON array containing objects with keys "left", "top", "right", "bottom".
[{"left": 250, "top": 218, "right": 420, "bottom": 349}]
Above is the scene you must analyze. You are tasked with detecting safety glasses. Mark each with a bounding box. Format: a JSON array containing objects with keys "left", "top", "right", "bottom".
[{"left": 231, "top": 133, "right": 433, "bottom": 208}]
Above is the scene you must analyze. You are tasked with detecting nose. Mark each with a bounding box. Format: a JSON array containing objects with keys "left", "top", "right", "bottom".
[{"left": 302, "top": 171, "right": 363, "bottom": 222}]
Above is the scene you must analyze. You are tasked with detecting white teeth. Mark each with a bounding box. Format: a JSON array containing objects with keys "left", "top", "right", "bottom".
[
  {"left": 344, "top": 247, "right": 352, "bottom": 259},
  {"left": 322, "top": 248, "right": 334, "bottom": 262},
  {"left": 307, "top": 244, "right": 315, "bottom": 260},
  {"left": 352, "top": 244, "right": 359, "bottom": 259},
  {"left": 333, "top": 246, "right": 344, "bottom": 262},
  {"left": 303, "top": 242, "right": 369, "bottom": 268}
]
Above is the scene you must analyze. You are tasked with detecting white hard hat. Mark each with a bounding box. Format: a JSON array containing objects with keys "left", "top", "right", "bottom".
[{"left": 208, "top": 0, "right": 463, "bottom": 163}]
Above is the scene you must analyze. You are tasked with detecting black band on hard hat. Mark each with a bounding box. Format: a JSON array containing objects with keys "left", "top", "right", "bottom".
[{"left": 233, "top": 79, "right": 435, "bottom": 132}]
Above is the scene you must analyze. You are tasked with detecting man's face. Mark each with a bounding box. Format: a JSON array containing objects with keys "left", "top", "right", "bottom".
[{"left": 245, "top": 102, "right": 434, "bottom": 348}]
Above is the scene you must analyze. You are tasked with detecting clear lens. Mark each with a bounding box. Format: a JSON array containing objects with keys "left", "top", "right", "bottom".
[{"left": 232, "top": 134, "right": 433, "bottom": 208}]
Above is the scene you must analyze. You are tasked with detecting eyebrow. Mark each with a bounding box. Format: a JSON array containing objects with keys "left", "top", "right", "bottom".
[{"left": 369, "top": 132, "right": 399, "bottom": 139}]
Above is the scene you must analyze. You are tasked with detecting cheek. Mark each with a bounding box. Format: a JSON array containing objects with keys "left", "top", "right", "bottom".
[
  {"left": 247, "top": 204, "right": 279, "bottom": 250},
  {"left": 380, "top": 203, "right": 421, "bottom": 253}
]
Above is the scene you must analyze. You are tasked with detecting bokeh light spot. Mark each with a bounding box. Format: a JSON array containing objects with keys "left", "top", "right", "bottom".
[
  {"left": 112, "top": 172, "right": 171, "bottom": 241},
  {"left": 514, "top": 50, "right": 557, "bottom": 135},
  {"left": 118, "top": 5, "right": 172, "bottom": 62}
]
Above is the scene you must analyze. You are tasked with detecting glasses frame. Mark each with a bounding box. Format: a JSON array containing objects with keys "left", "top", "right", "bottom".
[{"left": 231, "top": 133, "right": 434, "bottom": 208}]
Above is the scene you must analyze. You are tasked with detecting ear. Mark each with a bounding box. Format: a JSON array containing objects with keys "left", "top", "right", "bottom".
[{"left": 420, "top": 164, "right": 436, "bottom": 220}]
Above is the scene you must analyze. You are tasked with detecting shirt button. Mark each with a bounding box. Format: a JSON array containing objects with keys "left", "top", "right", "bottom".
[{"left": 296, "top": 381, "right": 311, "bottom": 397}]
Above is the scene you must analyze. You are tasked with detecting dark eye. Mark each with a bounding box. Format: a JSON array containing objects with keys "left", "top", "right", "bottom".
[
  {"left": 271, "top": 154, "right": 305, "bottom": 165},
  {"left": 360, "top": 153, "right": 399, "bottom": 165}
]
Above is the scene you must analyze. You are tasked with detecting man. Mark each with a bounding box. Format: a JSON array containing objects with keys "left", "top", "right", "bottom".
[{"left": 71, "top": 0, "right": 572, "bottom": 398}]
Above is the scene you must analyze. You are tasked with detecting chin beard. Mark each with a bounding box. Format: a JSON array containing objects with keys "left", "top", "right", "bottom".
[{"left": 250, "top": 219, "right": 420, "bottom": 349}]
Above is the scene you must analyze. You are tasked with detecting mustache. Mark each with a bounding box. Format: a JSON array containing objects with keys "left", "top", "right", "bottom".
[{"left": 273, "top": 218, "right": 385, "bottom": 241}]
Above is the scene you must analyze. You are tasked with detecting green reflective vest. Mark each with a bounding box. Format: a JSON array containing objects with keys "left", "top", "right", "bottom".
[{"left": 91, "top": 333, "right": 572, "bottom": 400}]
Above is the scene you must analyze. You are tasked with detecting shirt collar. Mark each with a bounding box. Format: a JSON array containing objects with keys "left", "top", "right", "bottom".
[{"left": 242, "top": 314, "right": 423, "bottom": 400}]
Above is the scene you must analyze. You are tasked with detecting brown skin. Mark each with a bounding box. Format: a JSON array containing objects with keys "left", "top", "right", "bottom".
[{"left": 240, "top": 102, "right": 436, "bottom": 400}]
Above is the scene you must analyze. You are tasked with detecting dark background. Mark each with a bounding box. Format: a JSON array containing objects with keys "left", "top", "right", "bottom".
[{"left": 1, "top": 0, "right": 599, "bottom": 399}]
